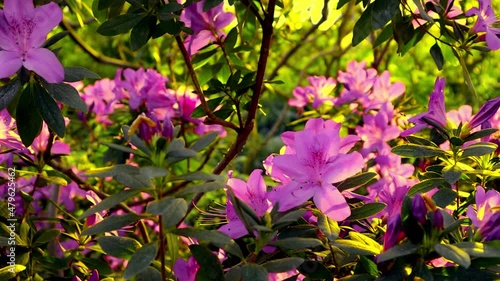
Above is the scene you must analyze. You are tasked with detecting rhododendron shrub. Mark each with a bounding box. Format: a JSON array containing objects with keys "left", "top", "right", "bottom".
[{"left": 0, "top": 0, "right": 500, "bottom": 281}]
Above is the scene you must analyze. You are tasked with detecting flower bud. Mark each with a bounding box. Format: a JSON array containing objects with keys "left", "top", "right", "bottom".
[
  {"left": 412, "top": 194, "right": 428, "bottom": 225},
  {"left": 432, "top": 210, "right": 444, "bottom": 231}
]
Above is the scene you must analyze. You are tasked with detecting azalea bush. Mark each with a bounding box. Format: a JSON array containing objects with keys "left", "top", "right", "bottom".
[{"left": 1, "top": 0, "right": 500, "bottom": 280}]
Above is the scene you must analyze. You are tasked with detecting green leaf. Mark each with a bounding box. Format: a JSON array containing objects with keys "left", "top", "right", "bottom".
[
  {"left": 33, "top": 229, "right": 61, "bottom": 245},
  {"left": 318, "top": 214, "right": 340, "bottom": 241},
  {"left": 405, "top": 135, "right": 439, "bottom": 147},
  {"left": 461, "top": 142, "right": 497, "bottom": 157},
  {"left": 392, "top": 144, "right": 445, "bottom": 158},
  {"left": 347, "top": 203, "right": 387, "bottom": 221},
  {"left": 166, "top": 138, "right": 198, "bottom": 162},
  {"left": 45, "top": 82, "right": 88, "bottom": 113},
  {"left": 352, "top": 5, "right": 374, "bottom": 46},
  {"left": 124, "top": 242, "right": 158, "bottom": 279},
  {"left": 140, "top": 166, "right": 169, "bottom": 178},
  {"left": 241, "top": 264, "right": 268, "bottom": 281},
  {"left": 337, "top": 172, "right": 378, "bottom": 191},
  {"left": 455, "top": 241, "right": 500, "bottom": 258},
  {"left": 190, "top": 131, "right": 219, "bottom": 152},
  {"left": 0, "top": 265, "right": 26, "bottom": 279},
  {"left": 175, "top": 182, "right": 224, "bottom": 196},
  {"left": 442, "top": 165, "right": 462, "bottom": 184},
  {"left": 376, "top": 242, "right": 420, "bottom": 263},
  {"left": 16, "top": 85, "right": 42, "bottom": 147},
  {"left": 203, "top": 0, "right": 223, "bottom": 11},
  {"left": 262, "top": 257, "right": 304, "bottom": 273},
  {"left": 82, "top": 213, "right": 142, "bottom": 236},
  {"left": 0, "top": 79, "right": 21, "bottom": 110},
  {"left": 33, "top": 83, "right": 65, "bottom": 137},
  {"left": 270, "top": 238, "right": 323, "bottom": 250},
  {"left": 432, "top": 188, "right": 457, "bottom": 208},
  {"left": 462, "top": 128, "right": 498, "bottom": 142},
  {"left": 79, "top": 189, "right": 141, "bottom": 220},
  {"left": 97, "top": 13, "right": 146, "bottom": 36},
  {"left": 374, "top": 23, "right": 393, "bottom": 48},
  {"left": 42, "top": 31, "right": 69, "bottom": 48},
  {"left": 434, "top": 244, "right": 471, "bottom": 268},
  {"left": 172, "top": 228, "right": 243, "bottom": 258},
  {"left": 130, "top": 15, "right": 155, "bottom": 51},
  {"left": 339, "top": 274, "right": 375, "bottom": 281},
  {"left": 86, "top": 164, "right": 153, "bottom": 189},
  {"left": 430, "top": 43, "right": 444, "bottom": 70},
  {"left": 137, "top": 267, "right": 162, "bottom": 281},
  {"left": 169, "top": 171, "right": 223, "bottom": 182},
  {"left": 80, "top": 257, "right": 113, "bottom": 276},
  {"left": 273, "top": 209, "right": 307, "bottom": 229},
  {"left": 298, "top": 261, "right": 333, "bottom": 279},
  {"left": 63, "top": 67, "right": 101, "bottom": 82},
  {"left": 123, "top": 125, "right": 151, "bottom": 156},
  {"left": 372, "top": 0, "right": 399, "bottom": 29},
  {"left": 334, "top": 239, "right": 381, "bottom": 256},
  {"left": 408, "top": 178, "right": 446, "bottom": 196},
  {"left": 190, "top": 245, "right": 225, "bottom": 281},
  {"left": 146, "top": 197, "right": 187, "bottom": 228},
  {"left": 97, "top": 236, "right": 142, "bottom": 259}
]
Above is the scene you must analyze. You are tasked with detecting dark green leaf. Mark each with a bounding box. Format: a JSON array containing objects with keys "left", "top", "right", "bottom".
[
  {"left": 33, "top": 229, "right": 61, "bottom": 245},
  {"left": 97, "top": 13, "right": 146, "bottom": 36},
  {"left": 158, "top": 2, "right": 183, "bottom": 13},
  {"left": 190, "top": 245, "right": 225, "bottom": 281},
  {"left": 392, "top": 144, "right": 445, "bottom": 157},
  {"left": 42, "top": 31, "right": 69, "bottom": 48},
  {"left": 79, "top": 189, "right": 141, "bottom": 220},
  {"left": 203, "top": 0, "right": 223, "bottom": 11},
  {"left": 0, "top": 79, "right": 21, "bottom": 110},
  {"left": 270, "top": 238, "right": 323, "bottom": 250},
  {"left": 124, "top": 242, "right": 158, "bottom": 279},
  {"left": 337, "top": 0, "right": 351, "bottom": 9},
  {"left": 442, "top": 165, "right": 462, "bottom": 184},
  {"left": 175, "top": 182, "right": 224, "bottom": 196},
  {"left": 347, "top": 203, "right": 387, "bottom": 221},
  {"left": 318, "top": 214, "right": 340, "bottom": 241},
  {"left": 462, "top": 128, "right": 498, "bottom": 142},
  {"left": 430, "top": 43, "right": 444, "bottom": 70},
  {"left": 82, "top": 213, "right": 143, "bottom": 236},
  {"left": 33, "top": 83, "right": 65, "bottom": 137},
  {"left": 190, "top": 131, "right": 219, "bottom": 151},
  {"left": 172, "top": 228, "right": 243, "bottom": 258},
  {"left": 224, "top": 27, "right": 238, "bottom": 50},
  {"left": 432, "top": 188, "right": 457, "bottom": 208},
  {"left": 374, "top": 23, "right": 394, "bottom": 48},
  {"left": 298, "top": 261, "right": 333, "bottom": 279},
  {"left": 241, "top": 264, "right": 268, "bottom": 281},
  {"left": 376, "top": 242, "right": 420, "bottom": 262},
  {"left": 45, "top": 83, "right": 88, "bottom": 112},
  {"left": 98, "top": 0, "right": 124, "bottom": 10},
  {"left": 97, "top": 236, "right": 142, "bottom": 259},
  {"left": 146, "top": 197, "right": 187, "bottom": 228},
  {"left": 455, "top": 241, "right": 500, "bottom": 258},
  {"left": 461, "top": 142, "right": 497, "bottom": 157},
  {"left": 137, "top": 267, "right": 162, "bottom": 281},
  {"left": 262, "top": 258, "right": 305, "bottom": 273},
  {"left": 405, "top": 135, "right": 439, "bottom": 147},
  {"left": 63, "top": 67, "right": 101, "bottom": 82},
  {"left": 408, "top": 178, "right": 446, "bottom": 196},
  {"left": 434, "top": 244, "right": 471, "bottom": 268},
  {"left": 372, "top": 0, "right": 399, "bottom": 29},
  {"left": 16, "top": 86, "right": 42, "bottom": 147},
  {"left": 123, "top": 125, "right": 152, "bottom": 156},
  {"left": 353, "top": 5, "right": 374, "bottom": 46},
  {"left": 337, "top": 172, "right": 378, "bottom": 191},
  {"left": 130, "top": 15, "right": 156, "bottom": 51}
]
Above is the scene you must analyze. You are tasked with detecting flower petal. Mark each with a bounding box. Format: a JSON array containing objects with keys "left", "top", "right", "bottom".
[
  {"left": 314, "top": 185, "right": 350, "bottom": 221},
  {"left": 323, "top": 152, "right": 364, "bottom": 184},
  {"left": 268, "top": 182, "right": 315, "bottom": 211},
  {"left": 30, "top": 2, "right": 63, "bottom": 48},
  {"left": 4, "top": 0, "right": 35, "bottom": 25},
  {"left": 0, "top": 50, "right": 22, "bottom": 79},
  {"left": 218, "top": 219, "right": 248, "bottom": 239},
  {"left": 24, "top": 48, "right": 64, "bottom": 83}
]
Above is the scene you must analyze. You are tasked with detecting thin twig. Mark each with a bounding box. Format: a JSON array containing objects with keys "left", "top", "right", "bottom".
[{"left": 60, "top": 19, "right": 140, "bottom": 69}]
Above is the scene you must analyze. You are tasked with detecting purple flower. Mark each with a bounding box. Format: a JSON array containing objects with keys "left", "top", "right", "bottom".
[
  {"left": 181, "top": 0, "right": 235, "bottom": 56},
  {"left": 412, "top": 193, "right": 428, "bottom": 225},
  {"left": 366, "top": 71, "right": 405, "bottom": 111},
  {"left": 382, "top": 215, "right": 404, "bottom": 251},
  {"left": 267, "top": 118, "right": 364, "bottom": 221},
  {"left": 0, "top": 0, "right": 64, "bottom": 82},
  {"left": 466, "top": 0, "right": 500, "bottom": 51},
  {"left": 432, "top": 210, "right": 444, "bottom": 231},
  {"left": 401, "top": 77, "right": 447, "bottom": 136},
  {"left": 288, "top": 76, "right": 337, "bottom": 111},
  {"left": 89, "top": 270, "right": 99, "bottom": 281},
  {"left": 336, "top": 60, "right": 377, "bottom": 106},
  {"left": 467, "top": 186, "right": 500, "bottom": 229},
  {"left": 174, "top": 256, "right": 199, "bottom": 281},
  {"left": 81, "top": 78, "right": 122, "bottom": 125},
  {"left": 467, "top": 97, "right": 500, "bottom": 130},
  {"left": 355, "top": 107, "right": 401, "bottom": 155},
  {"left": 219, "top": 169, "right": 272, "bottom": 239},
  {"left": 479, "top": 212, "right": 500, "bottom": 241}
]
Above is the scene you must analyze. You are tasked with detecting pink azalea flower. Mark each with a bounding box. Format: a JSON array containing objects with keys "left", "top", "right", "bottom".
[
  {"left": 288, "top": 76, "right": 337, "bottom": 111},
  {"left": 81, "top": 78, "right": 122, "bottom": 125},
  {"left": 174, "top": 256, "right": 199, "bottom": 281},
  {"left": 401, "top": 77, "right": 447, "bottom": 136},
  {"left": 336, "top": 60, "right": 377, "bottom": 106},
  {"left": 219, "top": 169, "right": 272, "bottom": 239},
  {"left": 466, "top": 0, "right": 500, "bottom": 51},
  {"left": 366, "top": 71, "right": 405, "bottom": 111},
  {"left": 355, "top": 107, "right": 401, "bottom": 155},
  {"left": 0, "top": 0, "right": 64, "bottom": 82},
  {"left": 267, "top": 118, "right": 364, "bottom": 221},
  {"left": 467, "top": 186, "right": 500, "bottom": 229},
  {"left": 181, "top": 0, "right": 235, "bottom": 56}
]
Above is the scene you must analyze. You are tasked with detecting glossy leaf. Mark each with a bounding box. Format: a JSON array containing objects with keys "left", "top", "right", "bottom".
[
  {"left": 376, "top": 242, "right": 420, "bottom": 263},
  {"left": 124, "top": 242, "right": 158, "bottom": 279},
  {"left": 191, "top": 245, "right": 225, "bottom": 281},
  {"left": 392, "top": 144, "right": 445, "bottom": 158},
  {"left": 97, "top": 14, "right": 146, "bottom": 36},
  {"left": 82, "top": 213, "right": 143, "bottom": 236},
  {"left": 172, "top": 228, "right": 243, "bottom": 258},
  {"left": 97, "top": 236, "right": 142, "bottom": 259},
  {"left": 241, "top": 264, "right": 268, "bottom": 281},
  {"left": 318, "top": 214, "right": 340, "bottom": 241},
  {"left": 461, "top": 142, "right": 497, "bottom": 157},
  {"left": 16, "top": 86, "right": 43, "bottom": 147},
  {"left": 63, "top": 67, "right": 101, "bottom": 82},
  {"left": 270, "top": 238, "right": 323, "bottom": 250},
  {"left": 33, "top": 83, "right": 65, "bottom": 137},
  {"left": 45, "top": 82, "right": 88, "bottom": 112},
  {"left": 434, "top": 244, "right": 471, "bottom": 268},
  {"left": 347, "top": 203, "right": 387, "bottom": 221},
  {"left": 262, "top": 257, "right": 305, "bottom": 273},
  {"left": 79, "top": 189, "right": 142, "bottom": 220},
  {"left": 0, "top": 79, "right": 21, "bottom": 110}
]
